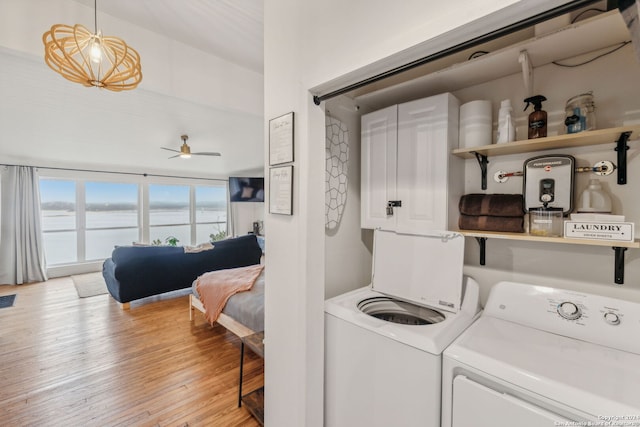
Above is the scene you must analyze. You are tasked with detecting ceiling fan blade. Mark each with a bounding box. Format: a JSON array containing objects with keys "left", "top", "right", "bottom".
[
  {"left": 193, "top": 152, "right": 222, "bottom": 156},
  {"left": 168, "top": 154, "right": 181, "bottom": 159},
  {"left": 161, "top": 147, "right": 181, "bottom": 153}
]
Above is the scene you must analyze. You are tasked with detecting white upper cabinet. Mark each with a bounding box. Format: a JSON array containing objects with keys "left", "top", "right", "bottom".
[
  {"left": 361, "top": 105, "right": 398, "bottom": 231},
  {"left": 361, "top": 93, "right": 461, "bottom": 234}
]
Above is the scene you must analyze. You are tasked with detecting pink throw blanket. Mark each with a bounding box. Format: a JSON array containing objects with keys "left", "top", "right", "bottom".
[{"left": 195, "top": 264, "right": 264, "bottom": 325}]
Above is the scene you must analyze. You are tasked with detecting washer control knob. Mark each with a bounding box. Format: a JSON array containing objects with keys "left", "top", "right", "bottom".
[
  {"left": 557, "top": 301, "right": 581, "bottom": 320},
  {"left": 604, "top": 312, "right": 621, "bottom": 325}
]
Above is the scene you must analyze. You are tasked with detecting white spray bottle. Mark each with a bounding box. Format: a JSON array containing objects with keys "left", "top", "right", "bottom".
[{"left": 496, "top": 99, "right": 515, "bottom": 144}]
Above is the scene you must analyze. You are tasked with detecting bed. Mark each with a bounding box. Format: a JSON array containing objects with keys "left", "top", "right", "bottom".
[{"left": 189, "top": 268, "right": 265, "bottom": 338}]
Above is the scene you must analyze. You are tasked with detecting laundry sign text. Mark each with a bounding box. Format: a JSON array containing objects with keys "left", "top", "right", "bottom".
[{"left": 564, "top": 221, "right": 635, "bottom": 242}]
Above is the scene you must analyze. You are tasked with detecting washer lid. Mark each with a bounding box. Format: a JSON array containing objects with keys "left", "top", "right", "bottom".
[{"left": 372, "top": 229, "right": 464, "bottom": 313}]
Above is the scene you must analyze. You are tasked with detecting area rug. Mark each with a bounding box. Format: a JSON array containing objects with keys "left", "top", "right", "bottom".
[
  {"left": 72, "top": 272, "right": 108, "bottom": 298},
  {"left": 0, "top": 294, "right": 16, "bottom": 309}
]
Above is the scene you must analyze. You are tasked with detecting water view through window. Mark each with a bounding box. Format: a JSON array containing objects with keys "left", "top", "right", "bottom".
[
  {"left": 40, "top": 178, "right": 227, "bottom": 266},
  {"left": 85, "top": 182, "right": 139, "bottom": 260},
  {"left": 40, "top": 179, "right": 77, "bottom": 265}
]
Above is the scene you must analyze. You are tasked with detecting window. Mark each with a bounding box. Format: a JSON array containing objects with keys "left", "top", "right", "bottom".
[
  {"left": 39, "top": 174, "right": 227, "bottom": 267},
  {"left": 85, "top": 182, "right": 139, "bottom": 260},
  {"left": 40, "top": 179, "right": 77, "bottom": 265},
  {"left": 149, "top": 184, "right": 190, "bottom": 246},
  {"left": 196, "top": 185, "right": 227, "bottom": 242}
]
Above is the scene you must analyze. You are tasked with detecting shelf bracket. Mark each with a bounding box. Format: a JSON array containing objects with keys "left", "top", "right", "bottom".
[
  {"left": 615, "top": 131, "right": 631, "bottom": 185},
  {"left": 475, "top": 237, "right": 487, "bottom": 266},
  {"left": 473, "top": 152, "right": 489, "bottom": 190},
  {"left": 613, "top": 246, "right": 627, "bottom": 285}
]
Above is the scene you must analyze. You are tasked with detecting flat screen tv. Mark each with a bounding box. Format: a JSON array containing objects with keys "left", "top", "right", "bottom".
[{"left": 229, "top": 177, "right": 264, "bottom": 202}]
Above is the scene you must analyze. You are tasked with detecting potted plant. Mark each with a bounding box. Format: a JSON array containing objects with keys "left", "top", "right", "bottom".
[{"left": 165, "top": 236, "right": 180, "bottom": 246}]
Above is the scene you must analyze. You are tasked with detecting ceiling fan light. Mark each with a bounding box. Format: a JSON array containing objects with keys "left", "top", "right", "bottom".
[{"left": 180, "top": 142, "right": 191, "bottom": 155}]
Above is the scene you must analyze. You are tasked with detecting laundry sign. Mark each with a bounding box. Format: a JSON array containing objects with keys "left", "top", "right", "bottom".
[{"left": 564, "top": 221, "right": 635, "bottom": 242}]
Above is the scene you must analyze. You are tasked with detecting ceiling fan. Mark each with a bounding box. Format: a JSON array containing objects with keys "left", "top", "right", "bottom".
[{"left": 161, "top": 134, "right": 221, "bottom": 159}]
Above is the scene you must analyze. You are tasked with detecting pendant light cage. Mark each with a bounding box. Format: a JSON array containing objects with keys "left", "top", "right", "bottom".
[{"left": 42, "top": 4, "right": 142, "bottom": 91}]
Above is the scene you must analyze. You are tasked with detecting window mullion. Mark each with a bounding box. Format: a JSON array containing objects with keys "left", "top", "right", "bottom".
[
  {"left": 141, "top": 183, "right": 149, "bottom": 244},
  {"left": 77, "top": 181, "right": 86, "bottom": 262},
  {"left": 190, "top": 185, "right": 196, "bottom": 245}
]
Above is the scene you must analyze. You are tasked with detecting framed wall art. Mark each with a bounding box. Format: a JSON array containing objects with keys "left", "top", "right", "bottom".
[
  {"left": 269, "top": 112, "right": 294, "bottom": 166},
  {"left": 269, "top": 165, "right": 293, "bottom": 215}
]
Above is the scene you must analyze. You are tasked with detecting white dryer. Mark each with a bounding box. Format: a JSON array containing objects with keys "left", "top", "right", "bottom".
[
  {"left": 442, "top": 281, "right": 640, "bottom": 427},
  {"left": 324, "top": 230, "right": 481, "bottom": 427}
]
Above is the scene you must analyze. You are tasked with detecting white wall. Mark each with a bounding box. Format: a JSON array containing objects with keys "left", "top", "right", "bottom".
[
  {"left": 231, "top": 202, "right": 265, "bottom": 237},
  {"left": 0, "top": 0, "right": 263, "bottom": 117},
  {"left": 452, "top": 43, "right": 640, "bottom": 299},
  {"left": 0, "top": 0, "right": 264, "bottom": 179},
  {"left": 264, "top": 1, "right": 576, "bottom": 426},
  {"left": 264, "top": 3, "right": 325, "bottom": 426},
  {"left": 324, "top": 96, "right": 373, "bottom": 299}
]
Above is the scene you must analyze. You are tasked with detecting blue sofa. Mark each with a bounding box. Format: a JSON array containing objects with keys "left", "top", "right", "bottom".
[{"left": 102, "top": 234, "right": 262, "bottom": 306}]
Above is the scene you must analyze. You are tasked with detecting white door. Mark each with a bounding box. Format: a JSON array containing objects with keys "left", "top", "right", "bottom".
[
  {"left": 396, "top": 93, "right": 457, "bottom": 234},
  {"left": 361, "top": 105, "right": 397, "bottom": 230},
  {"left": 452, "top": 375, "right": 574, "bottom": 427}
]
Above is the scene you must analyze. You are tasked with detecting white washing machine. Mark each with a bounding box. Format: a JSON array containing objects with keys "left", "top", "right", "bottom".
[
  {"left": 442, "top": 281, "right": 640, "bottom": 427},
  {"left": 324, "top": 230, "right": 481, "bottom": 427}
]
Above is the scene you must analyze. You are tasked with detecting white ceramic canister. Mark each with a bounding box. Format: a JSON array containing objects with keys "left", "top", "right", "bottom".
[{"left": 459, "top": 100, "right": 492, "bottom": 148}]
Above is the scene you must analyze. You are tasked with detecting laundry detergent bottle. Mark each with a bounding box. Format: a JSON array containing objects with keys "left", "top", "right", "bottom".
[
  {"left": 496, "top": 99, "right": 515, "bottom": 144},
  {"left": 577, "top": 179, "right": 612, "bottom": 213},
  {"left": 524, "top": 95, "right": 547, "bottom": 139}
]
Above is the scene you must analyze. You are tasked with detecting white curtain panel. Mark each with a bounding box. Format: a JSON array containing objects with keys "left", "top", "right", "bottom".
[{"left": 0, "top": 166, "right": 47, "bottom": 285}]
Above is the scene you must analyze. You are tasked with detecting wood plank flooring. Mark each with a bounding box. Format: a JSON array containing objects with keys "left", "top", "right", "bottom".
[{"left": 0, "top": 276, "right": 263, "bottom": 426}]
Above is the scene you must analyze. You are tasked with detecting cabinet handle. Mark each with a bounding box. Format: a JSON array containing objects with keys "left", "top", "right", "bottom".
[{"left": 387, "top": 200, "right": 402, "bottom": 215}]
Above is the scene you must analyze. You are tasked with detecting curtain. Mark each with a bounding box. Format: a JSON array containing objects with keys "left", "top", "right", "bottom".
[
  {"left": 227, "top": 201, "right": 236, "bottom": 238},
  {"left": 0, "top": 166, "right": 47, "bottom": 284}
]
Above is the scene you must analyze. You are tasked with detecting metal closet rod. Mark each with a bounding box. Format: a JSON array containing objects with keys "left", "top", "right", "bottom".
[
  {"left": 0, "top": 163, "right": 227, "bottom": 182},
  {"left": 312, "top": 0, "right": 600, "bottom": 106}
]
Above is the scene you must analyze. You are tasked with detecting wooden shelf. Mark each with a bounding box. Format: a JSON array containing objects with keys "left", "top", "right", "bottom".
[
  {"left": 457, "top": 230, "right": 637, "bottom": 284},
  {"left": 452, "top": 125, "right": 640, "bottom": 159},
  {"left": 240, "top": 331, "right": 264, "bottom": 425},
  {"left": 456, "top": 229, "right": 640, "bottom": 249},
  {"left": 456, "top": 125, "right": 637, "bottom": 189},
  {"left": 242, "top": 387, "right": 264, "bottom": 426},
  {"left": 243, "top": 331, "right": 265, "bottom": 358}
]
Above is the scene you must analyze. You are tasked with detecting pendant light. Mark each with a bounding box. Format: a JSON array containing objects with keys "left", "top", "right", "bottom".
[{"left": 43, "top": 0, "right": 142, "bottom": 91}]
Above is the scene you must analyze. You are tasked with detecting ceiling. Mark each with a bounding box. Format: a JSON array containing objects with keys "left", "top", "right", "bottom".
[
  {"left": 71, "top": 0, "right": 263, "bottom": 73},
  {"left": 0, "top": 0, "right": 264, "bottom": 180}
]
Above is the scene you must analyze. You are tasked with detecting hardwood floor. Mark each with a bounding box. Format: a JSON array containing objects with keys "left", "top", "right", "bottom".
[{"left": 0, "top": 276, "right": 263, "bottom": 426}]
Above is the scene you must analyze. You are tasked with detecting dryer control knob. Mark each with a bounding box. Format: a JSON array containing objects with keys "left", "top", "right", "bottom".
[
  {"left": 557, "top": 301, "right": 581, "bottom": 320},
  {"left": 604, "top": 311, "right": 621, "bottom": 325}
]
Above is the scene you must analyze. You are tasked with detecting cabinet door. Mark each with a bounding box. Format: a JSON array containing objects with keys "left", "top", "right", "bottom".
[
  {"left": 396, "top": 93, "right": 457, "bottom": 234},
  {"left": 361, "top": 105, "right": 397, "bottom": 230}
]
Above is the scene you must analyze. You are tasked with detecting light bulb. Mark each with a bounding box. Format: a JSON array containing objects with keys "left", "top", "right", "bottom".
[
  {"left": 180, "top": 153, "right": 191, "bottom": 159},
  {"left": 89, "top": 35, "right": 102, "bottom": 64}
]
